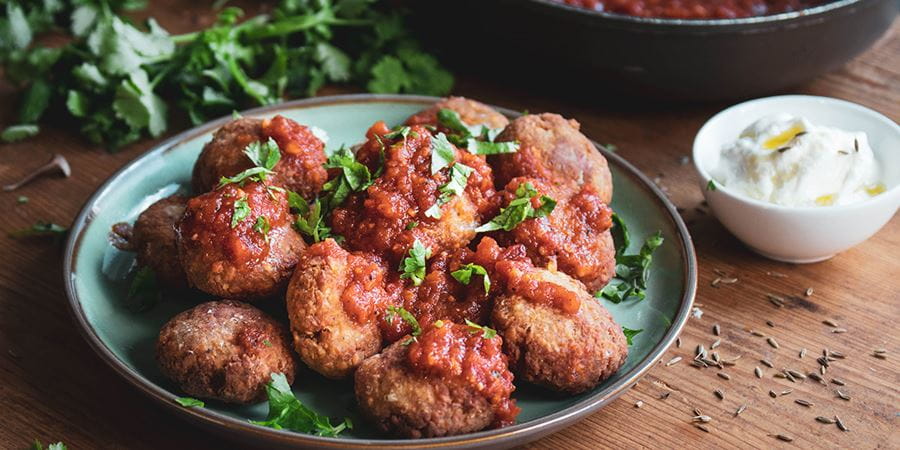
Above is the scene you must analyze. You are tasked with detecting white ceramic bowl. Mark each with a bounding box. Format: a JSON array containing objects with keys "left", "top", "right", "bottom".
[{"left": 693, "top": 95, "right": 900, "bottom": 263}]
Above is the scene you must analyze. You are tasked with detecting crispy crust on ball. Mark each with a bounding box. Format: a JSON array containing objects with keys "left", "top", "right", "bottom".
[
  {"left": 354, "top": 341, "right": 496, "bottom": 438},
  {"left": 285, "top": 239, "right": 385, "bottom": 379},
  {"left": 492, "top": 113, "right": 612, "bottom": 203},
  {"left": 406, "top": 96, "right": 509, "bottom": 129},
  {"left": 156, "top": 300, "right": 296, "bottom": 404},
  {"left": 491, "top": 268, "right": 627, "bottom": 394},
  {"left": 132, "top": 195, "right": 188, "bottom": 289}
]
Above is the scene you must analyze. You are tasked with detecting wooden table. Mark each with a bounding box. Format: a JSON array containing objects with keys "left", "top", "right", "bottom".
[{"left": 0, "top": 4, "right": 897, "bottom": 448}]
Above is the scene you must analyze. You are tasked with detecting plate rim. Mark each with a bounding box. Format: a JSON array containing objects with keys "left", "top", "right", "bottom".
[{"left": 63, "top": 93, "right": 697, "bottom": 448}]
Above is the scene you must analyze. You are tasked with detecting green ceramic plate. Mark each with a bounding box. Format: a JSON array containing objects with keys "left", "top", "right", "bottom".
[{"left": 64, "top": 95, "right": 696, "bottom": 448}]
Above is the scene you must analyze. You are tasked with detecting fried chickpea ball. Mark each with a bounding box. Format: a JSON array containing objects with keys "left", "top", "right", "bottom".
[
  {"left": 405, "top": 96, "right": 509, "bottom": 130},
  {"left": 491, "top": 113, "right": 613, "bottom": 203},
  {"left": 496, "top": 177, "right": 616, "bottom": 292},
  {"left": 156, "top": 300, "right": 296, "bottom": 404},
  {"left": 355, "top": 322, "right": 518, "bottom": 438},
  {"left": 331, "top": 124, "right": 496, "bottom": 263},
  {"left": 131, "top": 195, "right": 188, "bottom": 289},
  {"left": 285, "top": 239, "right": 397, "bottom": 379},
  {"left": 491, "top": 260, "right": 628, "bottom": 394},
  {"left": 177, "top": 181, "right": 305, "bottom": 300},
  {"left": 191, "top": 115, "right": 327, "bottom": 199}
]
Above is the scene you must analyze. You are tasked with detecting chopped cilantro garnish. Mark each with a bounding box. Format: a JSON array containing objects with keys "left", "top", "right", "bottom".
[
  {"left": 610, "top": 213, "right": 630, "bottom": 254},
  {"left": 426, "top": 163, "right": 473, "bottom": 219},
  {"left": 175, "top": 397, "right": 205, "bottom": 408},
  {"left": 601, "top": 143, "right": 617, "bottom": 153},
  {"left": 597, "top": 231, "right": 664, "bottom": 304},
  {"left": 435, "top": 108, "right": 510, "bottom": 152},
  {"left": 383, "top": 125, "right": 416, "bottom": 141},
  {"left": 464, "top": 319, "right": 497, "bottom": 339},
  {"left": 218, "top": 139, "right": 281, "bottom": 187},
  {"left": 263, "top": 339, "right": 272, "bottom": 347},
  {"left": 250, "top": 373, "right": 351, "bottom": 437},
  {"left": 253, "top": 216, "right": 270, "bottom": 240},
  {"left": 430, "top": 132, "right": 455, "bottom": 174},
  {"left": 9, "top": 221, "right": 68, "bottom": 240},
  {"left": 398, "top": 240, "right": 430, "bottom": 286},
  {"left": 706, "top": 180, "right": 717, "bottom": 191},
  {"left": 475, "top": 182, "right": 556, "bottom": 232},
  {"left": 231, "top": 196, "right": 250, "bottom": 228},
  {"left": 385, "top": 306, "right": 422, "bottom": 345},
  {"left": 325, "top": 145, "right": 374, "bottom": 192},
  {"left": 31, "top": 440, "right": 66, "bottom": 450},
  {"left": 16, "top": 196, "right": 29, "bottom": 204},
  {"left": 466, "top": 139, "right": 519, "bottom": 155},
  {"left": 405, "top": 221, "right": 418, "bottom": 230},
  {"left": 451, "top": 263, "right": 491, "bottom": 293},
  {"left": 622, "top": 327, "right": 643, "bottom": 346},
  {"left": 127, "top": 266, "right": 160, "bottom": 312},
  {"left": 288, "top": 191, "right": 333, "bottom": 243}
]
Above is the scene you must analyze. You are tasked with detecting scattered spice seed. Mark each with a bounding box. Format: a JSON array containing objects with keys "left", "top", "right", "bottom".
[
  {"left": 693, "top": 407, "right": 703, "bottom": 416},
  {"left": 761, "top": 359, "right": 775, "bottom": 368},
  {"left": 781, "top": 389, "right": 793, "bottom": 396},
  {"left": 767, "top": 294, "right": 785, "bottom": 307},
  {"left": 816, "top": 416, "right": 836, "bottom": 424},
  {"left": 717, "top": 372, "right": 731, "bottom": 380},
  {"left": 767, "top": 271, "right": 788, "bottom": 278},
  {"left": 795, "top": 399, "right": 813, "bottom": 407},
  {"left": 711, "top": 339, "right": 721, "bottom": 349},
  {"left": 676, "top": 337, "right": 682, "bottom": 348},
  {"left": 766, "top": 320, "right": 775, "bottom": 327},
  {"left": 832, "top": 328, "right": 847, "bottom": 334},
  {"left": 804, "top": 287, "right": 814, "bottom": 296},
  {"left": 720, "top": 278, "right": 738, "bottom": 284},
  {"left": 784, "top": 370, "right": 796, "bottom": 383},
  {"left": 660, "top": 392, "right": 670, "bottom": 400},
  {"left": 836, "top": 390, "right": 851, "bottom": 401},
  {"left": 786, "top": 369, "right": 806, "bottom": 380},
  {"left": 873, "top": 348, "right": 886, "bottom": 354},
  {"left": 773, "top": 434, "right": 794, "bottom": 442},
  {"left": 829, "top": 351, "right": 845, "bottom": 359},
  {"left": 836, "top": 416, "right": 849, "bottom": 432},
  {"left": 872, "top": 352, "right": 886, "bottom": 360},
  {"left": 711, "top": 352, "right": 721, "bottom": 363},
  {"left": 666, "top": 356, "right": 683, "bottom": 367},
  {"left": 635, "top": 400, "right": 644, "bottom": 408},
  {"left": 692, "top": 415, "right": 712, "bottom": 423},
  {"left": 750, "top": 330, "right": 765, "bottom": 337},
  {"left": 755, "top": 367, "right": 763, "bottom": 378},
  {"left": 799, "top": 348, "right": 807, "bottom": 358},
  {"left": 691, "top": 360, "right": 708, "bottom": 368},
  {"left": 695, "top": 424, "right": 710, "bottom": 433},
  {"left": 713, "top": 324, "right": 721, "bottom": 336},
  {"left": 809, "top": 373, "right": 826, "bottom": 385},
  {"left": 714, "top": 389, "right": 725, "bottom": 400},
  {"left": 767, "top": 337, "right": 780, "bottom": 349},
  {"left": 769, "top": 390, "right": 778, "bottom": 398},
  {"left": 820, "top": 365, "right": 826, "bottom": 376},
  {"left": 774, "top": 372, "right": 787, "bottom": 379},
  {"left": 831, "top": 378, "right": 845, "bottom": 386},
  {"left": 734, "top": 404, "right": 747, "bottom": 417},
  {"left": 822, "top": 319, "right": 839, "bottom": 327},
  {"left": 711, "top": 277, "right": 721, "bottom": 287}
]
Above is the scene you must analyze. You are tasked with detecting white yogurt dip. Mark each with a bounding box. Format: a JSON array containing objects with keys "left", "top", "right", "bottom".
[{"left": 710, "top": 114, "right": 885, "bottom": 207}]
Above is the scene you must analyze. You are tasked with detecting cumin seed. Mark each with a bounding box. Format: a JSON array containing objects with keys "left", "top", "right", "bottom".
[
  {"left": 836, "top": 415, "right": 849, "bottom": 432},
  {"left": 676, "top": 337, "right": 682, "bottom": 348},
  {"left": 831, "top": 378, "right": 845, "bottom": 386},
  {"left": 767, "top": 337, "right": 779, "bottom": 349},
  {"left": 799, "top": 348, "right": 806, "bottom": 358},
  {"left": 755, "top": 367, "right": 763, "bottom": 378},
  {"left": 795, "top": 399, "right": 813, "bottom": 407},
  {"left": 816, "top": 416, "right": 836, "bottom": 424},
  {"left": 836, "top": 390, "right": 851, "bottom": 401},
  {"left": 711, "top": 339, "right": 721, "bottom": 349},
  {"left": 786, "top": 369, "right": 806, "bottom": 380},
  {"left": 804, "top": 287, "right": 814, "bottom": 296},
  {"left": 766, "top": 320, "right": 775, "bottom": 327},
  {"left": 635, "top": 400, "right": 644, "bottom": 408},
  {"left": 695, "top": 424, "right": 710, "bottom": 433},
  {"left": 832, "top": 328, "right": 847, "bottom": 334},
  {"left": 666, "top": 356, "right": 683, "bottom": 367},
  {"left": 692, "top": 415, "right": 711, "bottom": 423},
  {"left": 769, "top": 390, "right": 777, "bottom": 398},
  {"left": 714, "top": 389, "right": 725, "bottom": 400},
  {"left": 761, "top": 359, "right": 775, "bottom": 368},
  {"left": 717, "top": 372, "right": 731, "bottom": 380},
  {"left": 750, "top": 330, "right": 765, "bottom": 337},
  {"left": 734, "top": 404, "right": 747, "bottom": 417},
  {"left": 781, "top": 389, "right": 793, "bottom": 396},
  {"left": 774, "top": 434, "right": 794, "bottom": 442},
  {"left": 713, "top": 324, "right": 721, "bottom": 336},
  {"left": 872, "top": 352, "right": 886, "bottom": 360},
  {"left": 822, "top": 319, "right": 839, "bottom": 327}
]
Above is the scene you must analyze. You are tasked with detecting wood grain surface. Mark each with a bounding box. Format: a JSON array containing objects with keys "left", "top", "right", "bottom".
[{"left": 0, "top": 3, "right": 897, "bottom": 449}]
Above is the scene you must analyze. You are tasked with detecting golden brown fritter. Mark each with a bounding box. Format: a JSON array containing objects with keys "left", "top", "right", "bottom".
[
  {"left": 156, "top": 300, "right": 296, "bottom": 404},
  {"left": 406, "top": 96, "right": 509, "bottom": 130},
  {"left": 495, "top": 177, "right": 616, "bottom": 292},
  {"left": 131, "top": 195, "right": 188, "bottom": 289},
  {"left": 491, "top": 113, "right": 613, "bottom": 203},
  {"left": 285, "top": 239, "right": 394, "bottom": 379},
  {"left": 191, "top": 116, "right": 327, "bottom": 199},
  {"left": 177, "top": 181, "right": 305, "bottom": 300},
  {"left": 491, "top": 261, "right": 628, "bottom": 394},
  {"left": 355, "top": 323, "right": 518, "bottom": 438}
]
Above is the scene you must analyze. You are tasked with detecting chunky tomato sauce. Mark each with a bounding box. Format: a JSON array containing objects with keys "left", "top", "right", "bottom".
[
  {"left": 556, "top": 0, "right": 828, "bottom": 18},
  {"left": 260, "top": 115, "right": 328, "bottom": 199},
  {"left": 407, "top": 323, "right": 519, "bottom": 427},
  {"left": 180, "top": 181, "right": 291, "bottom": 264}
]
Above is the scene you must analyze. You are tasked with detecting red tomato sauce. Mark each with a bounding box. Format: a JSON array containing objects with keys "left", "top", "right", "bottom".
[
  {"left": 406, "top": 323, "right": 520, "bottom": 428},
  {"left": 556, "top": 0, "right": 828, "bottom": 19}
]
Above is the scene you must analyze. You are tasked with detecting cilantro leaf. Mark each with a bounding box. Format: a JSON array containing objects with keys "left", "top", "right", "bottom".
[
  {"left": 126, "top": 266, "right": 161, "bottom": 312},
  {"left": 289, "top": 191, "right": 334, "bottom": 243},
  {"left": 385, "top": 305, "right": 421, "bottom": 345},
  {"left": 622, "top": 327, "right": 643, "bottom": 346},
  {"left": 112, "top": 69, "right": 167, "bottom": 137},
  {"left": 706, "top": 180, "right": 717, "bottom": 191},
  {"left": 254, "top": 216, "right": 271, "bottom": 240},
  {"left": 244, "top": 137, "right": 282, "bottom": 172},
  {"left": 8, "top": 221, "right": 67, "bottom": 239},
  {"left": 451, "top": 263, "right": 490, "bottom": 293},
  {"left": 597, "top": 231, "right": 664, "bottom": 304},
  {"left": 430, "top": 132, "right": 455, "bottom": 174},
  {"left": 325, "top": 146, "right": 373, "bottom": 191},
  {"left": 231, "top": 196, "right": 250, "bottom": 228},
  {"left": 464, "top": 319, "right": 497, "bottom": 339},
  {"left": 1, "top": 124, "right": 40, "bottom": 143},
  {"left": 251, "top": 373, "right": 351, "bottom": 437},
  {"left": 426, "top": 163, "right": 473, "bottom": 219},
  {"left": 175, "top": 397, "right": 205, "bottom": 408},
  {"left": 475, "top": 182, "right": 556, "bottom": 233},
  {"left": 31, "top": 441, "right": 67, "bottom": 450},
  {"left": 466, "top": 139, "right": 519, "bottom": 155},
  {"left": 399, "top": 240, "right": 430, "bottom": 286},
  {"left": 610, "top": 212, "right": 630, "bottom": 254}
]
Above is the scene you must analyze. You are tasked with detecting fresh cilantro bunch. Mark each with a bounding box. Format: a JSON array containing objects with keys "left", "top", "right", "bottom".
[
  {"left": 251, "top": 373, "right": 351, "bottom": 436},
  {"left": 1, "top": 0, "right": 453, "bottom": 149},
  {"left": 476, "top": 182, "right": 556, "bottom": 232},
  {"left": 598, "top": 215, "right": 664, "bottom": 303}
]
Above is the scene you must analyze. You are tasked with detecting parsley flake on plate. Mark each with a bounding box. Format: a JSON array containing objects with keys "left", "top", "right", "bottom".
[
  {"left": 475, "top": 182, "right": 556, "bottom": 232},
  {"left": 622, "top": 327, "right": 643, "bottom": 346},
  {"left": 250, "top": 373, "right": 351, "bottom": 437},
  {"left": 175, "top": 397, "right": 205, "bottom": 408},
  {"left": 464, "top": 319, "right": 497, "bottom": 339},
  {"left": 597, "top": 230, "right": 664, "bottom": 304},
  {"left": 385, "top": 306, "right": 422, "bottom": 345},
  {"left": 398, "top": 240, "right": 431, "bottom": 286},
  {"left": 451, "top": 263, "right": 491, "bottom": 293}
]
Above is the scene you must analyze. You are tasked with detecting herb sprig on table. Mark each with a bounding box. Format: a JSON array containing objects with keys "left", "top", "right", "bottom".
[
  {"left": 251, "top": 372, "right": 351, "bottom": 436},
  {"left": 0, "top": 0, "right": 453, "bottom": 149},
  {"left": 597, "top": 213, "right": 664, "bottom": 303}
]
